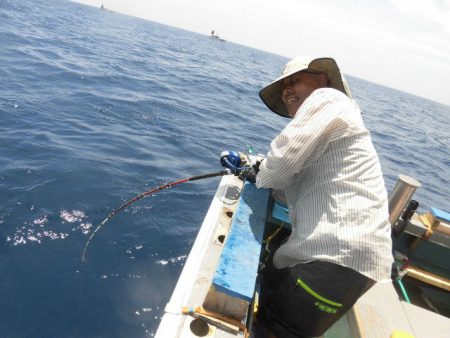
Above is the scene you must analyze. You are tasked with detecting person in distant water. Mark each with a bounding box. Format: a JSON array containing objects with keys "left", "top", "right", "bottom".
[{"left": 250, "top": 56, "right": 393, "bottom": 338}]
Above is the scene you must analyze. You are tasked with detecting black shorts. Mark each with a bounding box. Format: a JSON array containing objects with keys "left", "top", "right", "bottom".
[{"left": 257, "top": 256, "right": 375, "bottom": 338}]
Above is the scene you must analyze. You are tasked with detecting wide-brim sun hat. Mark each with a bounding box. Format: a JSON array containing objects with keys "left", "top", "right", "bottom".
[{"left": 259, "top": 56, "right": 353, "bottom": 117}]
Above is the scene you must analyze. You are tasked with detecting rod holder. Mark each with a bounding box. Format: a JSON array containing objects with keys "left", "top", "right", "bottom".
[
  {"left": 388, "top": 175, "right": 421, "bottom": 227},
  {"left": 392, "top": 200, "right": 419, "bottom": 237}
]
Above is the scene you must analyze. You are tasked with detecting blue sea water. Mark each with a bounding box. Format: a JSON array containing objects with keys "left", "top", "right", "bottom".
[{"left": 0, "top": 0, "right": 449, "bottom": 337}]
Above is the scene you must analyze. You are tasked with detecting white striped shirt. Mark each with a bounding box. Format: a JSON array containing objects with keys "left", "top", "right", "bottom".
[{"left": 256, "top": 88, "right": 393, "bottom": 282}]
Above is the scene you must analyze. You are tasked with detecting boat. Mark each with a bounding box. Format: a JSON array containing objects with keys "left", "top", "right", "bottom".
[
  {"left": 210, "top": 30, "right": 225, "bottom": 42},
  {"left": 100, "top": 3, "right": 113, "bottom": 12},
  {"left": 156, "top": 156, "right": 450, "bottom": 337}
]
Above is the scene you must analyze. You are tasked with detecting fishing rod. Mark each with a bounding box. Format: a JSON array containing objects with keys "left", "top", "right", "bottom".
[{"left": 81, "top": 169, "right": 232, "bottom": 263}]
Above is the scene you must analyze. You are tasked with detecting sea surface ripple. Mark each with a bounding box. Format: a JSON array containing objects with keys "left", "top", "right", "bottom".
[{"left": 0, "top": 0, "right": 449, "bottom": 337}]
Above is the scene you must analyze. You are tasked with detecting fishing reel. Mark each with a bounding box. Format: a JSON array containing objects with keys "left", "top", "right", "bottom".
[
  {"left": 220, "top": 151, "right": 247, "bottom": 174},
  {"left": 220, "top": 150, "right": 261, "bottom": 184}
]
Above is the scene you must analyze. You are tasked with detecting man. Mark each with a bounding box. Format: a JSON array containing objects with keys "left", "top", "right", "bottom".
[{"left": 253, "top": 56, "right": 393, "bottom": 338}]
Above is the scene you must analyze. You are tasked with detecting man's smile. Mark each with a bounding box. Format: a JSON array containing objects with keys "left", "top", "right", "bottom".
[
  {"left": 283, "top": 93, "right": 301, "bottom": 108},
  {"left": 286, "top": 95, "right": 299, "bottom": 104}
]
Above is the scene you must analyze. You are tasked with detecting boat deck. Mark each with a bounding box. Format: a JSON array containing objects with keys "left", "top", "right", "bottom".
[{"left": 156, "top": 175, "right": 450, "bottom": 337}]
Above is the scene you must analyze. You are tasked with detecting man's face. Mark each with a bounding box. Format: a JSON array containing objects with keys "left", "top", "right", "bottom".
[{"left": 281, "top": 72, "right": 326, "bottom": 118}]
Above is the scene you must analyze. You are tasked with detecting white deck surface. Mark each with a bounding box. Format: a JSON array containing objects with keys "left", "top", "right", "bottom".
[{"left": 353, "top": 281, "right": 450, "bottom": 338}]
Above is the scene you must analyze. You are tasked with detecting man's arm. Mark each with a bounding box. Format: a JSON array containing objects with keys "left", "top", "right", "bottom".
[{"left": 256, "top": 89, "right": 350, "bottom": 190}]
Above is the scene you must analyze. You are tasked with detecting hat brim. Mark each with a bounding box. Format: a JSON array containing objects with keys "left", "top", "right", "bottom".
[{"left": 259, "top": 57, "right": 351, "bottom": 118}]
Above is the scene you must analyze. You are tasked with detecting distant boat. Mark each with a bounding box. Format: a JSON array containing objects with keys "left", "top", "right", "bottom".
[
  {"left": 210, "top": 30, "right": 225, "bottom": 42},
  {"left": 100, "top": 4, "right": 113, "bottom": 12}
]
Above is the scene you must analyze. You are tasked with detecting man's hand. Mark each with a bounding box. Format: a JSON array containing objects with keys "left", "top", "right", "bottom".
[{"left": 238, "top": 161, "right": 261, "bottom": 184}]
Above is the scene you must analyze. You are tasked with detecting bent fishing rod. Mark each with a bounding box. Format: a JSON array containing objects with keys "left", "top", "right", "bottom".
[{"left": 81, "top": 169, "right": 232, "bottom": 263}]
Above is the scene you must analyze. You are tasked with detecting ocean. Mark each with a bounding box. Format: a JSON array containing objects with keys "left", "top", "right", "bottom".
[{"left": 0, "top": 0, "right": 449, "bottom": 337}]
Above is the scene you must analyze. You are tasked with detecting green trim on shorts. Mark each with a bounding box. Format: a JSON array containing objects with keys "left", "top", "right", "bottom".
[
  {"left": 296, "top": 277, "right": 343, "bottom": 308},
  {"left": 314, "top": 301, "right": 338, "bottom": 314}
]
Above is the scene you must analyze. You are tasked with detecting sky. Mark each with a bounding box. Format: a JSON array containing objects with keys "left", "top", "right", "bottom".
[{"left": 73, "top": 0, "right": 450, "bottom": 106}]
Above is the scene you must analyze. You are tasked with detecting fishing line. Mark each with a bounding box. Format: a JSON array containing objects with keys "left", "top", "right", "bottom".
[{"left": 81, "top": 169, "right": 231, "bottom": 263}]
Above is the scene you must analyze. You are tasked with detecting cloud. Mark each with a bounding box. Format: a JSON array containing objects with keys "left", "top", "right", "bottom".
[{"left": 390, "top": 0, "right": 450, "bottom": 32}]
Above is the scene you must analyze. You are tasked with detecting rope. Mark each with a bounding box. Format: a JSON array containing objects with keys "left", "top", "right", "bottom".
[
  {"left": 419, "top": 214, "right": 434, "bottom": 240},
  {"left": 263, "top": 225, "right": 283, "bottom": 244}
]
